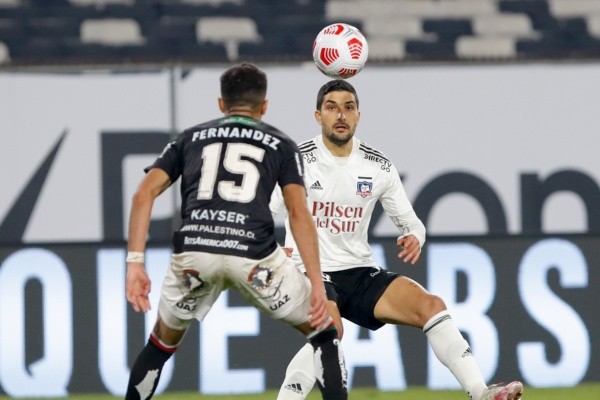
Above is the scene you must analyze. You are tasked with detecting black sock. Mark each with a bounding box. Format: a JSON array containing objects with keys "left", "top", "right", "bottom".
[
  {"left": 125, "top": 338, "right": 175, "bottom": 400},
  {"left": 309, "top": 328, "right": 348, "bottom": 400}
]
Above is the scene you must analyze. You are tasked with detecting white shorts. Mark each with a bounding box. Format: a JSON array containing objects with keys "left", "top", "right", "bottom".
[{"left": 158, "top": 247, "right": 312, "bottom": 330}]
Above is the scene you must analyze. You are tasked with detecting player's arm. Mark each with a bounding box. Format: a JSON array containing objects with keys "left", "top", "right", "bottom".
[
  {"left": 394, "top": 210, "right": 426, "bottom": 265},
  {"left": 269, "top": 185, "right": 294, "bottom": 256},
  {"left": 281, "top": 182, "right": 328, "bottom": 329},
  {"left": 126, "top": 168, "right": 172, "bottom": 313},
  {"left": 380, "top": 166, "right": 426, "bottom": 265}
]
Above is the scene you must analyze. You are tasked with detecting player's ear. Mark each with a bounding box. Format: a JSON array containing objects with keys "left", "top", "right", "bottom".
[
  {"left": 260, "top": 99, "right": 268, "bottom": 115},
  {"left": 315, "top": 110, "right": 322, "bottom": 124},
  {"left": 218, "top": 98, "right": 226, "bottom": 113}
]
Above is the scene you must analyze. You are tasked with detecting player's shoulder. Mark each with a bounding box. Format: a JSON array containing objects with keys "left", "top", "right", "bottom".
[
  {"left": 356, "top": 139, "right": 390, "bottom": 161},
  {"left": 297, "top": 138, "right": 318, "bottom": 154},
  {"left": 356, "top": 139, "right": 396, "bottom": 172},
  {"left": 257, "top": 120, "right": 296, "bottom": 145},
  {"left": 179, "top": 118, "right": 221, "bottom": 138}
]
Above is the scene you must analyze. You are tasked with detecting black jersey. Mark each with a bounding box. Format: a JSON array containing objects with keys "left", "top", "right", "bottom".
[{"left": 147, "top": 115, "right": 305, "bottom": 259}]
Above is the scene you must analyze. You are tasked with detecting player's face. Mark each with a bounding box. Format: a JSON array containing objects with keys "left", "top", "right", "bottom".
[{"left": 315, "top": 91, "right": 360, "bottom": 146}]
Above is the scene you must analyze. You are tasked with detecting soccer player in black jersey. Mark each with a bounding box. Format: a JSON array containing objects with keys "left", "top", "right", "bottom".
[{"left": 124, "top": 63, "right": 347, "bottom": 400}]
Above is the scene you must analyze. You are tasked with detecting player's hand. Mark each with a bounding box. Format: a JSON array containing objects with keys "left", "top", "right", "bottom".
[
  {"left": 126, "top": 263, "right": 152, "bottom": 313},
  {"left": 282, "top": 247, "right": 294, "bottom": 257},
  {"left": 397, "top": 234, "right": 421, "bottom": 265},
  {"left": 308, "top": 285, "right": 329, "bottom": 329}
]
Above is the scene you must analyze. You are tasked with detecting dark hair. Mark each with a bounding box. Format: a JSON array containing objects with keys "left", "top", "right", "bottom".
[
  {"left": 316, "top": 79, "right": 359, "bottom": 110},
  {"left": 220, "top": 62, "right": 267, "bottom": 110}
]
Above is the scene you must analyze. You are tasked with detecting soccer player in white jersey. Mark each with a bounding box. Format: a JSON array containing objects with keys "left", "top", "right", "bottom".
[{"left": 271, "top": 80, "right": 523, "bottom": 400}]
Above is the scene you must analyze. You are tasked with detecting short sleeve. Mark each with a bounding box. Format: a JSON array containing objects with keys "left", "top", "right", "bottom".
[
  {"left": 277, "top": 141, "right": 305, "bottom": 188},
  {"left": 144, "top": 135, "right": 183, "bottom": 183}
]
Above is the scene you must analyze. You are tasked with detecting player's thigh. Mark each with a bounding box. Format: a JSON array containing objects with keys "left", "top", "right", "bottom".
[
  {"left": 374, "top": 276, "right": 446, "bottom": 328},
  {"left": 230, "top": 248, "right": 312, "bottom": 327},
  {"left": 158, "top": 251, "right": 226, "bottom": 330}
]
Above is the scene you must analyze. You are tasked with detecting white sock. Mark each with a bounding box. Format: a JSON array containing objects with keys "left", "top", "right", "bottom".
[
  {"left": 424, "top": 311, "right": 487, "bottom": 400},
  {"left": 276, "top": 343, "right": 316, "bottom": 400}
]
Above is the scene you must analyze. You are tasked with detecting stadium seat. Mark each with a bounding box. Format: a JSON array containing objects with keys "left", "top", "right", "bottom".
[
  {"left": 456, "top": 36, "right": 517, "bottom": 58},
  {"left": 326, "top": 0, "right": 496, "bottom": 19},
  {"left": 0, "top": 0, "right": 19, "bottom": 6},
  {"left": 80, "top": 18, "right": 145, "bottom": 46},
  {"left": 0, "top": 16, "right": 24, "bottom": 41},
  {"left": 500, "top": 0, "right": 550, "bottom": 17},
  {"left": 0, "top": 40, "right": 9, "bottom": 63},
  {"left": 405, "top": 38, "right": 457, "bottom": 60},
  {"left": 196, "top": 16, "right": 261, "bottom": 60},
  {"left": 586, "top": 14, "right": 600, "bottom": 38},
  {"left": 363, "top": 18, "right": 425, "bottom": 40},
  {"left": 549, "top": 0, "right": 600, "bottom": 17},
  {"left": 472, "top": 14, "right": 537, "bottom": 37},
  {"left": 366, "top": 37, "right": 405, "bottom": 60},
  {"left": 180, "top": 0, "right": 243, "bottom": 5},
  {"left": 69, "top": 0, "right": 135, "bottom": 6},
  {"left": 423, "top": 19, "right": 473, "bottom": 40},
  {"left": 27, "top": 17, "right": 81, "bottom": 39}
]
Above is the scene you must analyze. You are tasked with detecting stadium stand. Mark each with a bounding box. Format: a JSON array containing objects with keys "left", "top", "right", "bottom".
[
  {"left": 2, "top": 0, "right": 600, "bottom": 67},
  {"left": 0, "top": 40, "right": 8, "bottom": 62}
]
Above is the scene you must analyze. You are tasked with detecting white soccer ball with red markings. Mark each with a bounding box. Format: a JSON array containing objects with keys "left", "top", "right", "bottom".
[{"left": 313, "top": 23, "right": 369, "bottom": 79}]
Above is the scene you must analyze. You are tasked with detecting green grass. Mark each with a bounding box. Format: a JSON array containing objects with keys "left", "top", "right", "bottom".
[{"left": 3, "top": 384, "right": 600, "bottom": 400}]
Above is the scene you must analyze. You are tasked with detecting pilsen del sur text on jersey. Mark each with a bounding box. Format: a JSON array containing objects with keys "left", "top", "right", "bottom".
[{"left": 192, "top": 127, "right": 281, "bottom": 150}]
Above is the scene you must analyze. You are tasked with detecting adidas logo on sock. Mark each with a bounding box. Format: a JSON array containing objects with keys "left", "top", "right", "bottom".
[
  {"left": 284, "top": 383, "right": 304, "bottom": 394},
  {"left": 462, "top": 347, "right": 473, "bottom": 358},
  {"left": 310, "top": 180, "right": 323, "bottom": 190}
]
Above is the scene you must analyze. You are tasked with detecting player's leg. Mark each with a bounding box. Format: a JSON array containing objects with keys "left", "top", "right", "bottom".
[
  {"left": 125, "top": 316, "right": 187, "bottom": 400},
  {"left": 235, "top": 250, "right": 347, "bottom": 400},
  {"left": 126, "top": 251, "right": 224, "bottom": 400},
  {"left": 374, "top": 276, "right": 522, "bottom": 400},
  {"left": 278, "top": 299, "right": 342, "bottom": 400}
]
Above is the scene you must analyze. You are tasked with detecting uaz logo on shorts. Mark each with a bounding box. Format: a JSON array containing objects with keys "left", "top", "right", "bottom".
[{"left": 269, "top": 294, "right": 290, "bottom": 311}]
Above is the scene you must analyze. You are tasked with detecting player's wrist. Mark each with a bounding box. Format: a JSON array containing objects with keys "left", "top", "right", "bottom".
[{"left": 126, "top": 251, "right": 145, "bottom": 263}]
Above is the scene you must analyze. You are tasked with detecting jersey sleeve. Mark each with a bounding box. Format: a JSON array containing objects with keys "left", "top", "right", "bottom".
[
  {"left": 277, "top": 140, "right": 305, "bottom": 188},
  {"left": 380, "top": 164, "right": 426, "bottom": 247},
  {"left": 269, "top": 184, "right": 287, "bottom": 217},
  {"left": 144, "top": 135, "right": 183, "bottom": 183}
]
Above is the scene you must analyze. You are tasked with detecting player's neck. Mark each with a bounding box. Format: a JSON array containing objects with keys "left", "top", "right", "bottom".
[
  {"left": 322, "top": 137, "right": 352, "bottom": 157},
  {"left": 224, "top": 108, "right": 261, "bottom": 120}
]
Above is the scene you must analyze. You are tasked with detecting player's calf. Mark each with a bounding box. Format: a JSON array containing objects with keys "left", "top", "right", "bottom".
[
  {"left": 125, "top": 335, "right": 177, "bottom": 400},
  {"left": 308, "top": 326, "right": 348, "bottom": 400}
]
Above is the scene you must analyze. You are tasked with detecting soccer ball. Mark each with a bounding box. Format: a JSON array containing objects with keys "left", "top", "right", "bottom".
[{"left": 312, "top": 23, "right": 369, "bottom": 79}]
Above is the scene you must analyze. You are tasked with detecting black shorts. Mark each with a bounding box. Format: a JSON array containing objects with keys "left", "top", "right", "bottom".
[{"left": 322, "top": 266, "right": 400, "bottom": 331}]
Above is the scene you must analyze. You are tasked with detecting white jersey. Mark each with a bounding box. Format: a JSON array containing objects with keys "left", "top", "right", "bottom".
[{"left": 270, "top": 134, "right": 426, "bottom": 272}]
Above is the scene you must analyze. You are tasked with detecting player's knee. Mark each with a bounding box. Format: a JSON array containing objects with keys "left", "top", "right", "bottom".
[
  {"left": 330, "top": 316, "right": 343, "bottom": 339},
  {"left": 308, "top": 325, "right": 338, "bottom": 345},
  {"left": 336, "top": 322, "right": 344, "bottom": 339},
  {"left": 421, "top": 294, "right": 447, "bottom": 325}
]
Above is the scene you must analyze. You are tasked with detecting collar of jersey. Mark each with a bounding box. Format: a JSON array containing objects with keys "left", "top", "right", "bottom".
[
  {"left": 221, "top": 115, "right": 259, "bottom": 126},
  {"left": 316, "top": 134, "right": 359, "bottom": 164}
]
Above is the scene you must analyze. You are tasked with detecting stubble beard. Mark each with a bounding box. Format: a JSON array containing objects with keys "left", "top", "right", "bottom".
[{"left": 324, "top": 127, "right": 354, "bottom": 147}]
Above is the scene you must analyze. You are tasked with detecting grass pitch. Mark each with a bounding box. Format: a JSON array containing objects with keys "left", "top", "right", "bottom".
[{"left": 3, "top": 384, "right": 600, "bottom": 400}]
